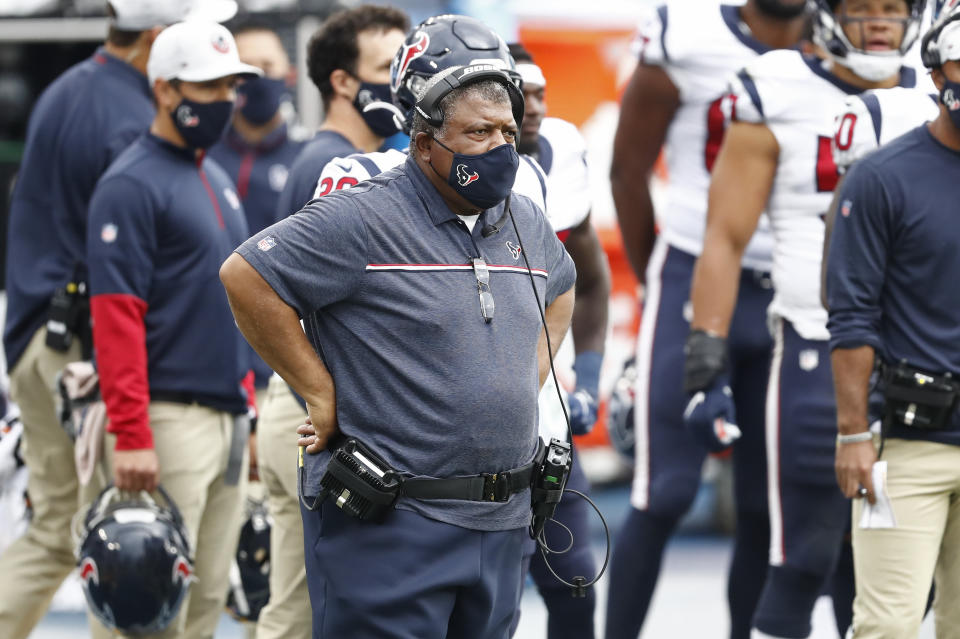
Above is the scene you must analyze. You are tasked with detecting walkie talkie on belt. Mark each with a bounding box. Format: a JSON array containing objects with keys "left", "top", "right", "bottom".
[
  {"left": 46, "top": 264, "right": 90, "bottom": 356},
  {"left": 530, "top": 438, "right": 572, "bottom": 540}
]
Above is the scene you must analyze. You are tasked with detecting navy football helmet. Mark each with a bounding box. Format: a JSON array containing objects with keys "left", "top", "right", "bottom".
[
  {"left": 606, "top": 356, "right": 637, "bottom": 461},
  {"left": 74, "top": 485, "right": 193, "bottom": 635},
  {"left": 811, "top": 0, "right": 924, "bottom": 81},
  {"left": 226, "top": 496, "right": 271, "bottom": 622},
  {"left": 390, "top": 14, "right": 518, "bottom": 133}
]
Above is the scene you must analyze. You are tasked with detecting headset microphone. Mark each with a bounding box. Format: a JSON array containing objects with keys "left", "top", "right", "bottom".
[{"left": 481, "top": 195, "right": 512, "bottom": 238}]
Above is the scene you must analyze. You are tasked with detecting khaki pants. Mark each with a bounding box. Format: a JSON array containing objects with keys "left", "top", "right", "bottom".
[
  {"left": 0, "top": 327, "right": 100, "bottom": 639},
  {"left": 90, "top": 401, "right": 247, "bottom": 639},
  {"left": 851, "top": 437, "right": 960, "bottom": 639},
  {"left": 255, "top": 374, "right": 310, "bottom": 639}
]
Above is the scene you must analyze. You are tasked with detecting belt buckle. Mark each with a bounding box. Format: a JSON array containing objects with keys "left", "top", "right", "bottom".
[{"left": 482, "top": 472, "right": 511, "bottom": 502}]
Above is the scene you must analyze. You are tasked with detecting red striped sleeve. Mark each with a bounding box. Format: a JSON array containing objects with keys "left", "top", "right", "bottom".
[{"left": 91, "top": 293, "right": 152, "bottom": 451}]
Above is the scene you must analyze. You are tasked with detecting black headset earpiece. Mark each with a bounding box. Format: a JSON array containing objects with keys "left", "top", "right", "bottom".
[{"left": 414, "top": 64, "right": 525, "bottom": 129}]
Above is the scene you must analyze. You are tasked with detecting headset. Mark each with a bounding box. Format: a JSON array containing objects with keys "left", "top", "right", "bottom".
[{"left": 414, "top": 64, "right": 525, "bottom": 130}]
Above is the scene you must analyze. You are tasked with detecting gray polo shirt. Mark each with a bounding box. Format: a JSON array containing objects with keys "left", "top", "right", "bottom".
[{"left": 236, "top": 155, "right": 576, "bottom": 531}]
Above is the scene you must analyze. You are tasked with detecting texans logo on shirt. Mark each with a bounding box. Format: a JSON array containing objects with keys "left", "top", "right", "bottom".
[
  {"left": 80, "top": 557, "right": 99, "bottom": 587},
  {"left": 506, "top": 240, "right": 522, "bottom": 260},
  {"left": 176, "top": 104, "right": 199, "bottom": 128},
  {"left": 211, "top": 35, "right": 230, "bottom": 54},
  {"left": 456, "top": 164, "right": 479, "bottom": 187},
  {"left": 392, "top": 32, "right": 429, "bottom": 92}
]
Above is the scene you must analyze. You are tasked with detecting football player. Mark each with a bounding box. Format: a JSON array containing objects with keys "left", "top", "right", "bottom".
[
  {"left": 687, "top": 1, "right": 924, "bottom": 637},
  {"left": 605, "top": 2, "right": 806, "bottom": 638}
]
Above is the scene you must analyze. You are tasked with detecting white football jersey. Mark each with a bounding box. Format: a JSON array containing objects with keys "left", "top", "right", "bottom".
[
  {"left": 533, "top": 117, "right": 592, "bottom": 236},
  {"left": 636, "top": 1, "right": 776, "bottom": 271},
  {"left": 832, "top": 86, "right": 939, "bottom": 170},
  {"left": 313, "top": 147, "right": 549, "bottom": 214},
  {"left": 730, "top": 50, "right": 920, "bottom": 340}
]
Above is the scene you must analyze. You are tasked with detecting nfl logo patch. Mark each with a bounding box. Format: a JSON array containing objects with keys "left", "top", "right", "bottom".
[
  {"left": 100, "top": 223, "right": 117, "bottom": 243},
  {"left": 257, "top": 236, "right": 276, "bottom": 252},
  {"left": 799, "top": 349, "right": 819, "bottom": 372},
  {"left": 841, "top": 199, "right": 852, "bottom": 218}
]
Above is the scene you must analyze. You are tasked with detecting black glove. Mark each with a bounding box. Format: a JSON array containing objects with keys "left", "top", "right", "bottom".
[{"left": 683, "top": 329, "right": 728, "bottom": 394}]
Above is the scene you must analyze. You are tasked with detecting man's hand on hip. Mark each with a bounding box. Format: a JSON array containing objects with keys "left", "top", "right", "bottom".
[
  {"left": 113, "top": 448, "right": 159, "bottom": 492},
  {"left": 298, "top": 398, "right": 339, "bottom": 454}
]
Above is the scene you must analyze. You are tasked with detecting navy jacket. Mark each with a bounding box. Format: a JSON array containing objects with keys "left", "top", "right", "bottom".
[
  {"left": 827, "top": 125, "right": 960, "bottom": 445},
  {"left": 88, "top": 135, "right": 251, "bottom": 450},
  {"left": 273, "top": 130, "right": 358, "bottom": 221},
  {"left": 5, "top": 48, "right": 154, "bottom": 370},
  {"left": 208, "top": 123, "right": 305, "bottom": 387}
]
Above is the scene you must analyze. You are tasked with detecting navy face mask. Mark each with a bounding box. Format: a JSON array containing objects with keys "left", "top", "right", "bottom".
[
  {"left": 172, "top": 96, "right": 234, "bottom": 150},
  {"left": 353, "top": 81, "right": 403, "bottom": 137},
  {"left": 430, "top": 137, "right": 520, "bottom": 211},
  {"left": 941, "top": 81, "right": 960, "bottom": 131},
  {"left": 237, "top": 76, "right": 286, "bottom": 125}
]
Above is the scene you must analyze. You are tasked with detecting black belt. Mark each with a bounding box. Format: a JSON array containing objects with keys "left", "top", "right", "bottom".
[
  {"left": 151, "top": 391, "right": 240, "bottom": 414},
  {"left": 401, "top": 442, "right": 543, "bottom": 503}
]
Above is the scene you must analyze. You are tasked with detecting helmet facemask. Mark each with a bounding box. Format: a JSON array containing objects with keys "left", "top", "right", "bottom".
[{"left": 813, "top": 0, "right": 923, "bottom": 81}]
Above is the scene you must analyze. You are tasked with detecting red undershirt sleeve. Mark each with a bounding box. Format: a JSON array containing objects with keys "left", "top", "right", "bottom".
[{"left": 92, "top": 293, "right": 152, "bottom": 450}]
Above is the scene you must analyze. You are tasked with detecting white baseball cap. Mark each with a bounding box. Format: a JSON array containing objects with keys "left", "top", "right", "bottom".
[
  {"left": 148, "top": 21, "right": 262, "bottom": 86},
  {"left": 108, "top": 0, "right": 238, "bottom": 31},
  {"left": 937, "top": 20, "right": 960, "bottom": 64}
]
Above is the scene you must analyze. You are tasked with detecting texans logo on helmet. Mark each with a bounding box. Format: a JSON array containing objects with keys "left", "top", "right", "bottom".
[
  {"left": 211, "top": 35, "right": 230, "bottom": 54},
  {"left": 392, "top": 32, "right": 429, "bottom": 91},
  {"left": 172, "top": 556, "right": 193, "bottom": 584},
  {"left": 176, "top": 105, "right": 199, "bottom": 128},
  {"left": 80, "top": 557, "right": 99, "bottom": 586},
  {"left": 456, "top": 164, "right": 479, "bottom": 187}
]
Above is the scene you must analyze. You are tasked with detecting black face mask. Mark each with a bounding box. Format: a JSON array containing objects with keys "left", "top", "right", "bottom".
[
  {"left": 429, "top": 137, "right": 520, "bottom": 210},
  {"left": 171, "top": 96, "right": 234, "bottom": 150},
  {"left": 755, "top": 0, "right": 808, "bottom": 19},
  {"left": 352, "top": 81, "right": 403, "bottom": 138},
  {"left": 237, "top": 76, "right": 286, "bottom": 125}
]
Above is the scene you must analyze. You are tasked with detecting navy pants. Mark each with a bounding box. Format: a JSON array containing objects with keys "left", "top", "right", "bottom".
[
  {"left": 301, "top": 499, "right": 527, "bottom": 639},
  {"left": 606, "top": 241, "right": 772, "bottom": 639},
  {"left": 752, "top": 318, "right": 852, "bottom": 638}
]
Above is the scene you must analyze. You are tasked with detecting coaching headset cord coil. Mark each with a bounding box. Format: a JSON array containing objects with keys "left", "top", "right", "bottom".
[{"left": 505, "top": 198, "right": 611, "bottom": 598}]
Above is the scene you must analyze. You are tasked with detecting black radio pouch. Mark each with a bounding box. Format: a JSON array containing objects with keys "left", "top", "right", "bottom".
[
  {"left": 882, "top": 361, "right": 959, "bottom": 431},
  {"left": 317, "top": 438, "right": 402, "bottom": 523},
  {"left": 530, "top": 438, "right": 572, "bottom": 540},
  {"left": 45, "top": 265, "right": 91, "bottom": 358}
]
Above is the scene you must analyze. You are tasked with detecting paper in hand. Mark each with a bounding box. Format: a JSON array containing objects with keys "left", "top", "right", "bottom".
[{"left": 858, "top": 460, "right": 897, "bottom": 529}]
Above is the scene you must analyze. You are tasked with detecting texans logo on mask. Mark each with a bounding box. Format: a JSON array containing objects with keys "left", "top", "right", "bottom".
[
  {"left": 456, "top": 163, "right": 479, "bottom": 187},
  {"left": 176, "top": 105, "right": 199, "bottom": 128},
  {"left": 945, "top": 88, "right": 960, "bottom": 111},
  {"left": 80, "top": 557, "right": 99, "bottom": 587},
  {"left": 392, "top": 32, "right": 429, "bottom": 92}
]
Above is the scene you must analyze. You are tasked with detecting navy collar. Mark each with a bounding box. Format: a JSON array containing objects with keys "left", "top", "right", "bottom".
[
  {"left": 223, "top": 122, "right": 289, "bottom": 155},
  {"left": 720, "top": 5, "right": 772, "bottom": 55},
  {"left": 403, "top": 154, "right": 505, "bottom": 228},
  {"left": 144, "top": 132, "right": 198, "bottom": 162},
  {"left": 93, "top": 47, "right": 151, "bottom": 99},
  {"left": 802, "top": 55, "right": 918, "bottom": 94}
]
